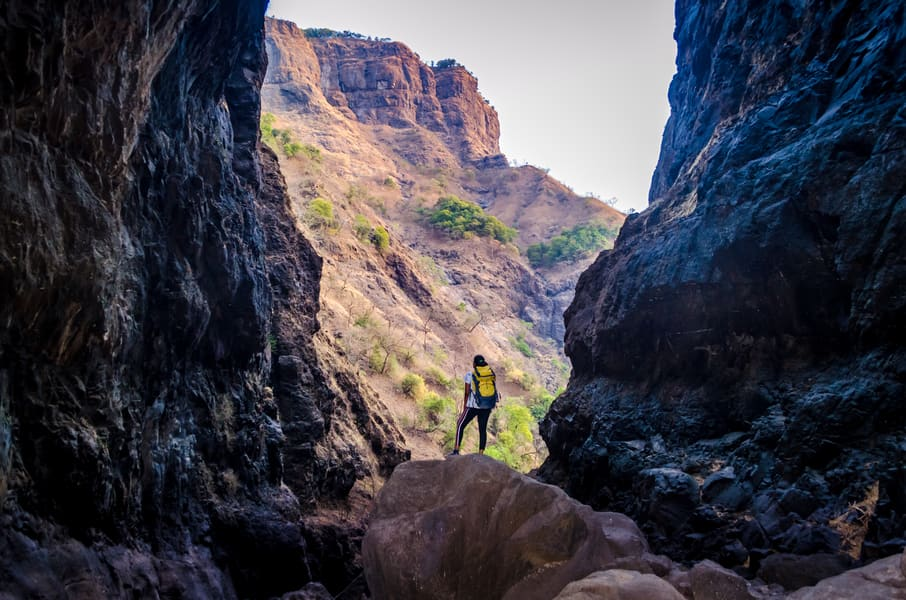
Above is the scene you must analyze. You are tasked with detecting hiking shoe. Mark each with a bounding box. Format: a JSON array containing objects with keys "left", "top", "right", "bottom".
[{"left": 447, "top": 450, "right": 460, "bottom": 456}]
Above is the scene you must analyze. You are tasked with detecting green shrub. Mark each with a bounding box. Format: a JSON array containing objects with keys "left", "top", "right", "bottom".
[
  {"left": 300, "top": 144, "right": 322, "bottom": 162},
  {"left": 306, "top": 197, "right": 336, "bottom": 229},
  {"left": 435, "top": 58, "right": 458, "bottom": 69},
  {"left": 552, "top": 358, "right": 570, "bottom": 377},
  {"left": 511, "top": 334, "right": 533, "bottom": 358},
  {"left": 526, "top": 222, "right": 617, "bottom": 267},
  {"left": 425, "top": 195, "right": 517, "bottom": 244},
  {"left": 401, "top": 373, "right": 426, "bottom": 401},
  {"left": 485, "top": 401, "right": 535, "bottom": 470},
  {"left": 419, "top": 393, "right": 455, "bottom": 426},
  {"left": 372, "top": 226, "right": 390, "bottom": 253},
  {"left": 368, "top": 345, "right": 398, "bottom": 375},
  {"left": 303, "top": 28, "right": 366, "bottom": 40},
  {"left": 529, "top": 391, "right": 555, "bottom": 421},
  {"left": 368, "top": 347, "right": 385, "bottom": 372},
  {"left": 353, "top": 214, "right": 371, "bottom": 240},
  {"left": 345, "top": 184, "right": 368, "bottom": 201},
  {"left": 425, "top": 367, "right": 454, "bottom": 389},
  {"left": 261, "top": 112, "right": 278, "bottom": 150}
]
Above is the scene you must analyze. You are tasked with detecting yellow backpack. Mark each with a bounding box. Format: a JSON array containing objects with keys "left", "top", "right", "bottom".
[{"left": 472, "top": 365, "right": 498, "bottom": 408}]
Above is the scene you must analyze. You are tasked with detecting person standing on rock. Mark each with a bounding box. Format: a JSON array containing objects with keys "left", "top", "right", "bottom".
[{"left": 450, "top": 355, "right": 499, "bottom": 455}]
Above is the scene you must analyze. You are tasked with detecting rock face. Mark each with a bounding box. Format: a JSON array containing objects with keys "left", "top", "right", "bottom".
[
  {"left": 0, "top": 1, "right": 406, "bottom": 597},
  {"left": 787, "top": 550, "right": 906, "bottom": 599},
  {"left": 541, "top": 0, "right": 906, "bottom": 570},
  {"left": 267, "top": 19, "right": 501, "bottom": 163},
  {"left": 362, "top": 456, "right": 662, "bottom": 600}
]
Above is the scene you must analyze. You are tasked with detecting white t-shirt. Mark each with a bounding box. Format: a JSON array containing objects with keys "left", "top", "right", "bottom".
[{"left": 463, "top": 372, "right": 480, "bottom": 409}]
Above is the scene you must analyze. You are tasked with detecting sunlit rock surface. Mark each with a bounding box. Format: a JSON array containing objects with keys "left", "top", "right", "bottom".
[{"left": 541, "top": 0, "right": 906, "bottom": 570}]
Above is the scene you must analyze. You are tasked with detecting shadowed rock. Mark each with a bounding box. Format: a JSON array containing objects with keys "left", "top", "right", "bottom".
[
  {"left": 690, "top": 560, "right": 755, "bottom": 600},
  {"left": 787, "top": 550, "right": 906, "bottom": 599},
  {"left": 758, "top": 553, "right": 854, "bottom": 590},
  {"left": 541, "top": 0, "right": 906, "bottom": 566},
  {"left": 363, "top": 456, "right": 656, "bottom": 600}
]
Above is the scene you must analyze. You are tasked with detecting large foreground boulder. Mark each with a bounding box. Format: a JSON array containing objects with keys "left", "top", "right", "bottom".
[{"left": 363, "top": 456, "right": 660, "bottom": 600}]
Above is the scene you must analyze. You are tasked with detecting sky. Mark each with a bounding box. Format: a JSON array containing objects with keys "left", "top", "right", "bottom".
[{"left": 266, "top": 1, "right": 677, "bottom": 213}]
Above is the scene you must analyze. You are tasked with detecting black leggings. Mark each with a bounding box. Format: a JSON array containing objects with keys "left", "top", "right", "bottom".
[{"left": 455, "top": 407, "right": 492, "bottom": 450}]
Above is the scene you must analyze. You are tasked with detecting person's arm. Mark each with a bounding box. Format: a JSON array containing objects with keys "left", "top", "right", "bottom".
[{"left": 463, "top": 381, "right": 470, "bottom": 411}]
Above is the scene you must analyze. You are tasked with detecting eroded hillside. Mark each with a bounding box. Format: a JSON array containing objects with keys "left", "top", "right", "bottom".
[{"left": 262, "top": 18, "right": 624, "bottom": 466}]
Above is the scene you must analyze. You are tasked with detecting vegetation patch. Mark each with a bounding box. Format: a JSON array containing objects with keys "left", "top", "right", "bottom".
[
  {"left": 305, "top": 197, "right": 337, "bottom": 229},
  {"left": 261, "top": 112, "right": 323, "bottom": 161},
  {"left": 424, "top": 195, "right": 517, "bottom": 243},
  {"left": 400, "top": 373, "right": 427, "bottom": 401},
  {"left": 485, "top": 400, "right": 536, "bottom": 470},
  {"left": 510, "top": 334, "right": 533, "bottom": 358},
  {"left": 526, "top": 222, "right": 617, "bottom": 267},
  {"left": 371, "top": 226, "right": 390, "bottom": 253}
]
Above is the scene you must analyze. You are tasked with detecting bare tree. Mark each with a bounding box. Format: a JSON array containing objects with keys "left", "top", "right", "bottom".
[{"left": 421, "top": 309, "right": 435, "bottom": 351}]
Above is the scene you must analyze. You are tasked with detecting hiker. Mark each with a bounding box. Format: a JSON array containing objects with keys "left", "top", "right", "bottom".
[{"left": 450, "top": 354, "right": 499, "bottom": 455}]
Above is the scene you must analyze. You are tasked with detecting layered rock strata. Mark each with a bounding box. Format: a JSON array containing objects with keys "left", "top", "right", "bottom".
[
  {"left": 541, "top": 0, "right": 906, "bottom": 569},
  {"left": 266, "top": 19, "right": 502, "bottom": 164},
  {"left": 0, "top": 1, "right": 406, "bottom": 597}
]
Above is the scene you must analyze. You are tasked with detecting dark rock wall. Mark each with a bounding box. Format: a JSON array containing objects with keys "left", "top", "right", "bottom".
[
  {"left": 0, "top": 2, "right": 407, "bottom": 597},
  {"left": 542, "top": 0, "right": 906, "bottom": 567}
]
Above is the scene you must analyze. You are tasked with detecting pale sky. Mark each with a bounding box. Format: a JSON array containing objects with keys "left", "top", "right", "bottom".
[{"left": 266, "top": 1, "right": 677, "bottom": 213}]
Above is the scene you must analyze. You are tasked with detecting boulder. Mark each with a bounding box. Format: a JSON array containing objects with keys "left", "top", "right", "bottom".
[
  {"left": 787, "top": 552, "right": 906, "bottom": 599},
  {"left": 636, "top": 468, "right": 701, "bottom": 530},
  {"left": 363, "top": 456, "right": 655, "bottom": 600},
  {"left": 552, "top": 569, "right": 684, "bottom": 600},
  {"left": 757, "top": 553, "right": 853, "bottom": 590},
  {"left": 689, "top": 560, "right": 754, "bottom": 600}
]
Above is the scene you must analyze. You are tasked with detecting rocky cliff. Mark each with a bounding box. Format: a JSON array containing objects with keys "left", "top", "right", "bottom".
[
  {"left": 0, "top": 2, "right": 405, "bottom": 597},
  {"left": 267, "top": 19, "right": 501, "bottom": 164},
  {"left": 541, "top": 0, "right": 906, "bottom": 570}
]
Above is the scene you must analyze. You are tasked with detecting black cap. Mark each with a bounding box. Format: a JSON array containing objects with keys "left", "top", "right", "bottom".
[{"left": 473, "top": 355, "right": 487, "bottom": 366}]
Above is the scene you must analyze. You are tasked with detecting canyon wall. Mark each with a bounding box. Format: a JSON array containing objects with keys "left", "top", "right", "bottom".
[
  {"left": 542, "top": 0, "right": 906, "bottom": 569},
  {"left": 0, "top": 2, "right": 405, "bottom": 597}
]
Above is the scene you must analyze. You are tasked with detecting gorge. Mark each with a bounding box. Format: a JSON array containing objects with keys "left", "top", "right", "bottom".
[{"left": 1, "top": 1, "right": 904, "bottom": 599}]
